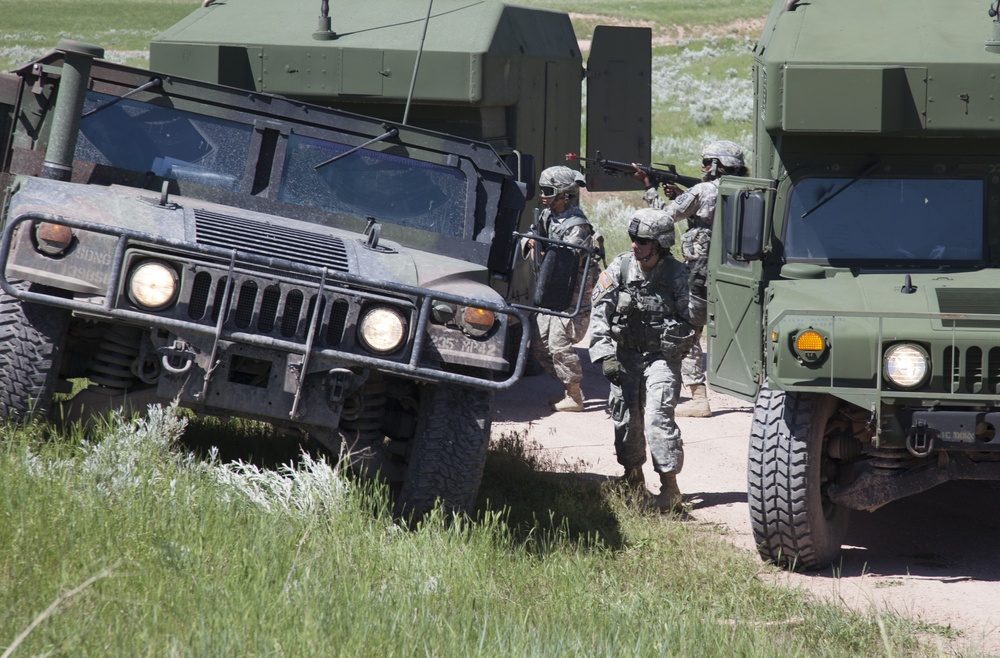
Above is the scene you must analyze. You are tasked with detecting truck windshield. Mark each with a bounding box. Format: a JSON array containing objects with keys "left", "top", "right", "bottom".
[
  {"left": 784, "top": 177, "right": 984, "bottom": 264},
  {"left": 74, "top": 92, "right": 469, "bottom": 239},
  {"left": 278, "top": 134, "right": 468, "bottom": 239},
  {"left": 77, "top": 92, "right": 253, "bottom": 192}
]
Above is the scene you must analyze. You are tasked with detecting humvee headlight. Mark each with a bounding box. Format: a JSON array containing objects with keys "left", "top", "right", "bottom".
[
  {"left": 884, "top": 343, "right": 930, "bottom": 389},
  {"left": 791, "top": 328, "right": 828, "bottom": 363},
  {"left": 458, "top": 306, "right": 495, "bottom": 338},
  {"left": 127, "top": 261, "right": 178, "bottom": 310},
  {"left": 359, "top": 306, "right": 407, "bottom": 353}
]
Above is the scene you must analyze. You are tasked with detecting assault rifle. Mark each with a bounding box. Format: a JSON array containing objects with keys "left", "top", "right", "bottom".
[{"left": 566, "top": 151, "right": 701, "bottom": 190}]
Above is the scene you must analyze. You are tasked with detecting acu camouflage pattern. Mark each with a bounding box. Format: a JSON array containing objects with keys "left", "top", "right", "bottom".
[
  {"left": 530, "top": 204, "right": 597, "bottom": 386},
  {"left": 644, "top": 178, "right": 721, "bottom": 386},
  {"left": 589, "top": 252, "right": 690, "bottom": 475}
]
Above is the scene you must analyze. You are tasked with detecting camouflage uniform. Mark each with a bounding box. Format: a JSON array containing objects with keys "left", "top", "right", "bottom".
[
  {"left": 643, "top": 179, "right": 719, "bottom": 386},
  {"left": 589, "top": 251, "right": 691, "bottom": 476},
  {"left": 528, "top": 204, "right": 596, "bottom": 386}
]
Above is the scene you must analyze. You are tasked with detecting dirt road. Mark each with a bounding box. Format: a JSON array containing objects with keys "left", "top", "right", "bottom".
[{"left": 493, "top": 347, "right": 1000, "bottom": 656}]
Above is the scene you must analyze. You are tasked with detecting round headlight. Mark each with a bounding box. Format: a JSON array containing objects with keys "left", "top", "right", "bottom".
[
  {"left": 359, "top": 306, "right": 407, "bottom": 353},
  {"left": 884, "top": 343, "right": 929, "bottom": 389},
  {"left": 127, "top": 261, "right": 178, "bottom": 310}
]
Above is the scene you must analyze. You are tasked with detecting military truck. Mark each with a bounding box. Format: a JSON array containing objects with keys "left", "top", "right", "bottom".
[
  {"left": 709, "top": 0, "right": 1000, "bottom": 569},
  {"left": 0, "top": 35, "right": 581, "bottom": 517}
]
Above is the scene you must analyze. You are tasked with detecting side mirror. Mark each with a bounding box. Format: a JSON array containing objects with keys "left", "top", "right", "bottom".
[{"left": 731, "top": 190, "right": 765, "bottom": 261}]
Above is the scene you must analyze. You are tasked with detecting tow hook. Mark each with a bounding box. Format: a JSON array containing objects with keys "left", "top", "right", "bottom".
[
  {"left": 158, "top": 340, "right": 195, "bottom": 374},
  {"left": 906, "top": 418, "right": 934, "bottom": 457}
]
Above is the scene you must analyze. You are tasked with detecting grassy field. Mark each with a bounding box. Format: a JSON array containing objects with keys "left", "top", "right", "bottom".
[{"left": 0, "top": 1, "right": 957, "bottom": 656}]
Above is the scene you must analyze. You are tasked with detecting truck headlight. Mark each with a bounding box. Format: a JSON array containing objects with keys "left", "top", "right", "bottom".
[
  {"left": 884, "top": 343, "right": 929, "bottom": 389},
  {"left": 127, "top": 260, "right": 179, "bottom": 310},
  {"left": 359, "top": 305, "right": 407, "bottom": 353}
]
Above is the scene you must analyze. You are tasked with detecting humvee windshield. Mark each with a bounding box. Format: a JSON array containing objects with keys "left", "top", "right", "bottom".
[
  {"left": 76, "top": 92, "right": 469, "bottom": 238},
  {"left": 784, "top": 177, "right": 984, "bottom": 264}
]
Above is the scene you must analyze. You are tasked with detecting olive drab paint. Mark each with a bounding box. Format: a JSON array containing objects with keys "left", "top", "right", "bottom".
[{"left": 708, "top": 0, "right": 1000, "bottom": 570}]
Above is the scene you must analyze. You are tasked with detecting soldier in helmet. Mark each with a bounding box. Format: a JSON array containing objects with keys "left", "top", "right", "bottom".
[
  {"left": 633, "top": 140, "right": 749, "bottom": 418},
  {"left": 589, "top": 207, "right": 694, "bottom": 511},
  {"left": 522, "top": 165, "right": 597, "bottom": 412}
]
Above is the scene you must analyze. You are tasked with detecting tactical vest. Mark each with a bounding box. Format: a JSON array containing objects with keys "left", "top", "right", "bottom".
[{"left": 610, "top": 256, "right": 678, "bottom": 353}]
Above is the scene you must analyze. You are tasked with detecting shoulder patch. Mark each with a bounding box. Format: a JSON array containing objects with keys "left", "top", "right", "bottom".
[{"left": 592, "top": 269, "right": 616, "bottom": 302}]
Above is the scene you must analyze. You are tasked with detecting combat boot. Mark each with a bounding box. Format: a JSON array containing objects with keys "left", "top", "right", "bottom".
[
  {"left": 656, "top": 473, "right": 683, "bottom": 512},
  {"left": 622, "top": 466, "right": 646, "bottom": 491},
  {"left": 551, "top": 382, "right": 584, "bottom": 412},
  {"left": 676, "top": 384, "right": 712, "bottom": 417}
]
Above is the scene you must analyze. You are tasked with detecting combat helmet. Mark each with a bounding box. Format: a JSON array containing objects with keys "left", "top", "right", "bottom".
[
  {"left": 538, "top": 165, "right": 586, "bottom": 199},
  {"left": 628, "top": 207, "right": 675, "bottom": 250},
  {"left": 702, "top": 140, "right": 746, "bottom": 176}
]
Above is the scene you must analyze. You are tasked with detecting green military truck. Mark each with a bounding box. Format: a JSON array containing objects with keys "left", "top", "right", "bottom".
[
  {"left": 0, "top": 2, "right": 650, "bottom": 517},
  {"left": 709, "top": 0, "right": 1000, "bottom": 569}
]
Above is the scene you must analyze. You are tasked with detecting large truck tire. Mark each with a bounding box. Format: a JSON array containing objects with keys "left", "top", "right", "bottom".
[
  {"left": 747, "top": 388, "right": 850, "bottom": 571},
  {"left": 0, "top": 282, "right": 69, "bottom": 420},
  {"left": 395, "top": 383, "right": 493, "bottom": 519}
]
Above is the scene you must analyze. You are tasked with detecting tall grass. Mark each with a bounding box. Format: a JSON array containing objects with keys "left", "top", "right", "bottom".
[{"left": 0, "top": 406, "right": 935, "bottom": 656}]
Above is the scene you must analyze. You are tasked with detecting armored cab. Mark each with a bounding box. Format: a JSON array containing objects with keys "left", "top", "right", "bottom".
[{"left": 709, "top": 0, "right": 1000, "bottom": 569}]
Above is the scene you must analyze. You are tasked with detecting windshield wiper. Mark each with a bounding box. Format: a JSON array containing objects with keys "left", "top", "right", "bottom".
[
  {"left": 314, "top": 126, "right": 399, "bottom": 170},
  {"left": 81, "top": 77, "right": 163, "bottom": 119},
  {"left": 801, "top": 159, "right": 881, "bottom": 218}
]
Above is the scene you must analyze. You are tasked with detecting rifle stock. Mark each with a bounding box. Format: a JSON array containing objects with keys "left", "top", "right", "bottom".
[{"left": 566, "top": 151, "right": 701, "bottom": 189}]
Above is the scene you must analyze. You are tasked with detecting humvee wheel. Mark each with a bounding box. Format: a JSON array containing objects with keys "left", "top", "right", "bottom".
[
  {"left": 395, "top": 383, "right": 493, "bottom": 519},
  {"left": 0, "top": 282, "right": 68, "bottom": 420},
  {"left": 747, "top": 388, "right": 850, "bottom": 571}
]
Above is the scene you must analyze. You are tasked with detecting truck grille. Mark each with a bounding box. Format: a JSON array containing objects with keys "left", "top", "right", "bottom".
[
  {"left": 194, "top": 209, "right": 350, "bottom": 273},
  {"left": 940, "top": 345, "right": 1000, "bottom": 395}
]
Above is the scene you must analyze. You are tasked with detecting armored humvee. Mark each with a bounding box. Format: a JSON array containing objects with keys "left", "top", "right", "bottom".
[
  {"left": 709, "top": 0, "right": 1000, "bottom": 569},
  {"left": 0, "top": 36, "right": 557, "bottom": 517},
  {"left": 0, "top": 2, "right": 650, "bottom": 517}
]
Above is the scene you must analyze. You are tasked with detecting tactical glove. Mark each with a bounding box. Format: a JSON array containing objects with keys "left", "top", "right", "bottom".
[{"left": 601, "top": 355, "right": 621, "bottom": 384}]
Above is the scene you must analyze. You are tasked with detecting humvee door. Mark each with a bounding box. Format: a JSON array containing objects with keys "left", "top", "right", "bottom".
[{"left": 707, "top": 177, "right": 772, "bottom": 402}]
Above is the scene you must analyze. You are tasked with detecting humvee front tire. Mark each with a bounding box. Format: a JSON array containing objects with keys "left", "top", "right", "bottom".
[
  {"left": 0, "top": 282, "right": 69, "bottom": 420},
  {"left": 395, "top": 383, "right": 493, "bottom": 519},
  {"left": 747, "top": 388, "right": 850, "bottom": 571}
]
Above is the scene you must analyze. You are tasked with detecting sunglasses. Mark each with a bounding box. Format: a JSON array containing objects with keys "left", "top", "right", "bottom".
[
  {"left": 539, "top": 185, "right": 557, "bottom": 197},
  {"left": 629, "top": 234, "right": 652, "bottom": 246},
  {"left": 702, "top": 158, "right": 717, "bottom": 167}
]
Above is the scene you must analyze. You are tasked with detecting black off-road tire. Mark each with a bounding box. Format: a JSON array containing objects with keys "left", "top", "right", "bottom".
[
  {"left": 395, "top": 384, "right": 493, "bottom": 519},
  {"left": 747, "top": 388, "right": 850, "bottom": 571},
  {"left": 0, "top": 282, "right": 69, "bottom": 420}
]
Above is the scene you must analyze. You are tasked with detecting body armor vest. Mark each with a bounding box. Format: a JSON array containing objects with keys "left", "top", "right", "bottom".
[{"left": 610, "top": 257, "right": 677, "bottom": 353}]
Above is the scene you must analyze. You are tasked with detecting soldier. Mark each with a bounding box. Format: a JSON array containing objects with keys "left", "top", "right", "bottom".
[
  {"left": 633, "top": 140, "right": 748, "bottom": 417},
  {"left": 522, "top": 165, "right": 597, "bottom": 412},
  {"left": 589, "top": 208, "right": 694, "bottom": 511}
]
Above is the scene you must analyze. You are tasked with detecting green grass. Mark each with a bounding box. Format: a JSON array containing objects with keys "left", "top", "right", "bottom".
[{"left": 0, "top": 408, "right": 938, "bottom": 657}]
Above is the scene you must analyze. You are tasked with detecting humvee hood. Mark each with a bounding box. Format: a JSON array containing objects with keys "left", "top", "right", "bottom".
[
  {"left": 768, "top": 269, "right": 1000, "bottom": 318},
  {"left": 8, "top": 176, "right": 494, "bottom": 297}
]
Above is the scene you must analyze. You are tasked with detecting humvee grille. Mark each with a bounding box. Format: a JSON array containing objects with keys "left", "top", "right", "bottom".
[
  {"left": 940, "top": 345, "right": 1000, "bottom": 395},
  {"left": 194, "top": 209, "right": 350, "bottom": 273},
  {"left": 187, "top": 270, "right": 352, "bottom": 346}
]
